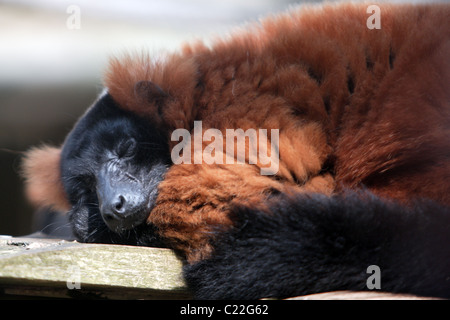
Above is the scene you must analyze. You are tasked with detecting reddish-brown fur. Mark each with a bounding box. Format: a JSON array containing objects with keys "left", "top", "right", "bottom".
[
  {"left": 22, "top": 146, "right": 70, "bottom": 212},
  {"left": 24, "top": 3, "right": 450, "bottom": 262}
]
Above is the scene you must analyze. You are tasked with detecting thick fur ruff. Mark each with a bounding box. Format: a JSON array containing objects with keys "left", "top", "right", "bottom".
[{"left": 22, "top": 146, "right": 70, "bottom": 211}]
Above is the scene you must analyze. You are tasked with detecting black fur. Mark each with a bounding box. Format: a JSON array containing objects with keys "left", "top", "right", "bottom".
[
  {"left": 184, "top": 191, "right": 450, "bottom": 299},
  {"left": 60, "top": 93, "right": 170, "bottom": 246}
]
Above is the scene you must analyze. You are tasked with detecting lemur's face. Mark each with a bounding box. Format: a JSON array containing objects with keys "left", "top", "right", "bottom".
[{"left": 60, "top": 93, "right": 170, "bottom": 246}]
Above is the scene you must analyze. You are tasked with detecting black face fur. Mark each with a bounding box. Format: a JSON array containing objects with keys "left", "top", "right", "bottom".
[{"left": 61, "top": 93, "right": 170, "bottom": 246}]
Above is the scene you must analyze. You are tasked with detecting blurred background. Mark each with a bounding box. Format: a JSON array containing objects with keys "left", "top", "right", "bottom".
[{"left": 0, "top": 0, "right": 439, "bottom": 237}]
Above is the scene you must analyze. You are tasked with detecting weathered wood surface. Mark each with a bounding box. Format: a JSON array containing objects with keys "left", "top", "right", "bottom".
[
  {"left": 0, "top": 236, "right": 440, "bottom": 300},
  {"left": 288, "top": 290, "right": 441, "bottom": 300},
  {"left": 0, "top": 236, "right": 191, "bottom": 299}
]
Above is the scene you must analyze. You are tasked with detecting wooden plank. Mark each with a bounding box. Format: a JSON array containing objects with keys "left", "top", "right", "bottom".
[
  {"left": 0, "top": 236, "right": 191, "bottom": 299},
  {"left": 287, "top": 290, "right": 440, "bottom": 300},
  {"left": 0, "top": 236, "right": 437, "bottom": 300}
]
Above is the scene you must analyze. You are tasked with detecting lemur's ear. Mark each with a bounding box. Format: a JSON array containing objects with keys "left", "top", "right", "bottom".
[
  {"left": 134, "top": 80, "right": 169, "bottom": 113},
  {"left": 104, "top": 52, "right": 199, "bottom": 131},
  {"left": 22, "top": 145, "right": 71, "bottom": 212}
]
